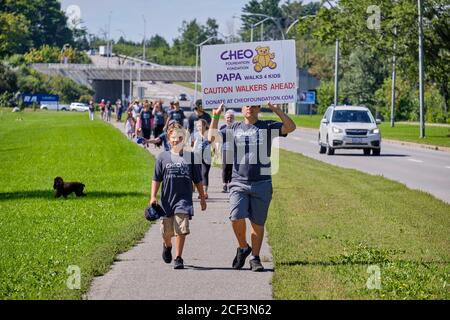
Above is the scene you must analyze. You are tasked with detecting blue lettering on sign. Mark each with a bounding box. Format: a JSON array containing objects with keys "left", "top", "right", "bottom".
[
  {"left": 217, "top": 73, "right": 242, "bottom": 82},
  {"left": 220, "top": 49, "right": 254, "bottom": 60}
]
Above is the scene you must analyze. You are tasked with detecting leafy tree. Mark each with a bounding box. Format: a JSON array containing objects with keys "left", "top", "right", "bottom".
[
  {"left": 0, "top": 12, "right": 31, "bottom": 56},
  {"left": 2, "top": 0, "right": 73, "bottom": 52},
  {"left": 240, "top": 0, "right": 321, "bottom": 41},
  {"left": 24, "top": 45, "right": 91, "bottom": 64},
  {"left": 147, "top": 35, "right": 169, "bottom": 49},
  {"left": 303, "top": 0, "right": 449, "bottom": 121},
  {"left": 0, "top": 63, "right": 18, "bottom": 93},
  {"left": 340, "top": 48, "right": 388, "bottom": 109}
]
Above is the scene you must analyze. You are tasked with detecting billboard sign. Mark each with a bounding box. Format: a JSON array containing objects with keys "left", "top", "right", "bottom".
[{"left": 201, "top": 40, "right": 297, "bottom": 108}]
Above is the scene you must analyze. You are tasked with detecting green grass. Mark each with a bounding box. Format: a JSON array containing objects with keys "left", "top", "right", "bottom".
[
  {"left": 268, "top": 149, "right": 450, "bottom": 299},
  {"left": 175, "top": 82, "right": 202, "bottom": 92},
  {"left": 0, "top": 110, "right": 154, "bottom": 299},
  {"left": 235, "top": 113, "right": 450, "bottom": 148}
]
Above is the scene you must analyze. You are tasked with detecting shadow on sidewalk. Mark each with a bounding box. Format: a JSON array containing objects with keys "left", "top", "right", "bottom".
[{"left": 185, "top": 265, "right": 274, "bottom": 272}]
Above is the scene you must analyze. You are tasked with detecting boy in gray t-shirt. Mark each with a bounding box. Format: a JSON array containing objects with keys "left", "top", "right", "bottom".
[{"left": 150, "top": 125, "right": 207, "bottom": 269}]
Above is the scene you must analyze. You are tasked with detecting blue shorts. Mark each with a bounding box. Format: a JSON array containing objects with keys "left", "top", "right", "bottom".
[{"left": 228, "top": 180, "right": 273, "bottom": 226}]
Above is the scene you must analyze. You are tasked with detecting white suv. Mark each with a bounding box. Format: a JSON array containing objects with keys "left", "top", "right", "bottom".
[
  {"left": 318, "top": 106, "right": 381, "bottom": 156},
  {"left": 70, "top": 102, "right": 89, "bottom": 112}
]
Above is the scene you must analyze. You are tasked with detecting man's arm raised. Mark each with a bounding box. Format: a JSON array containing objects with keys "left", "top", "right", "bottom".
[
  {"left": 267, "top": 102, "right": 296, "bottom": 135},
  {"left": 207, "top": 103, "right": 224, "bottom": 143}
]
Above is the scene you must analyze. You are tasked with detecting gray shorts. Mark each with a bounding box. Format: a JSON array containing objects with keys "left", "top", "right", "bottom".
[{"left": 228, "top": 180, "right": 273, "bottom": 226}]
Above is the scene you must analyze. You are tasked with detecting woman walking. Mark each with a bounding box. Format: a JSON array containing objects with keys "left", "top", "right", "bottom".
[{"left": 192, "top": 119, "right": 211, "bottom": 199}]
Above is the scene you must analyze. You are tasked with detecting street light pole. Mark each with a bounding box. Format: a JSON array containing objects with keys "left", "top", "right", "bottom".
[
  {"left": 334, "top": 39, "right": 339, "bottom": 106},
  {"left": 261, "top": 22, "right": 264, "bottom": 41},
  {"left": 242, "top": 13, "right": 285, "bottom": 40},
  {"left": 142, "top": 15, "right": 147, "bottom": 61},
  {"left": 107, "top": 12, "right": 112, "bottom": 68},
  {"left": 390, "top": 27, "right": 397, "bottom": 127},
  {"left": 194, "top": 36, "right": 216, "bottom": 103},
  {"left": 129, "top": 62, "right": 133, "bottom": 102},
  {"left": 194, "top": 45, "right": 199, "bottom": 103},
  {"left": 418, "top": 0, "right": 425, "bottom": 138}
]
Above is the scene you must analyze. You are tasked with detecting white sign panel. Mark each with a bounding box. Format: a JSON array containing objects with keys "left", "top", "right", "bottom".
[{"left": 201, "top": 40, "right": 297, "bottom": 108}]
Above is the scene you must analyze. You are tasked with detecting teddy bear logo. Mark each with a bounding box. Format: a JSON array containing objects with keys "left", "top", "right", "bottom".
[{"left": 252, "top": 46, "right": 277, "bottom": 72}]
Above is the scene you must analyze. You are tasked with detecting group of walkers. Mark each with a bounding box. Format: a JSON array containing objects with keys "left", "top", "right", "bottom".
[
  {"left": 90, "top": 94, "right": 298, "bottom": 273},
  {"left": 88, "top": 98, "right": 124, "bottom": 122},
  {"left": 149, "top": 100, "right": 297, "bottom": 271}
]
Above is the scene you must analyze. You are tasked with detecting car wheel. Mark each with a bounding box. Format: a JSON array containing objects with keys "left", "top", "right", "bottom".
[
  {"left": 327, "top": 146, "right": 335, "bottom": 155},
  {"left": 363, "top": 149, "right": 371, "bottom": 156},
  {"left": 319, "top": 134, "right": 327, "bottom": 154},
  {"left": 372, "top": 148, "right": 381, "bottom": 156},
  {"left": 326, "top": 135, "right": 335, "bottom": 155}
]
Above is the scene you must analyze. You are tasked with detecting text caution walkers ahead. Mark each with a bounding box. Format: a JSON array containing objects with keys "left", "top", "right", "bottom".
[{"left": 201, "top": 40, "right": 298, "bottom": 108}]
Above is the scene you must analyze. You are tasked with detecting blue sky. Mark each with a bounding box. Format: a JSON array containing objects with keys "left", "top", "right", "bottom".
[{"left": 60, "top": 0, "right": 313, "bottom": 44}]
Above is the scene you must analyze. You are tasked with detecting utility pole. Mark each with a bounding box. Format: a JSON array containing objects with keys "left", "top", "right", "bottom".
[
  {"left": 129, "top": 62, "right": 133, "bottom": 102},
  {"left": 334, "top": 39, "right": 339, "bottom": 106},
  {"left": 142, "top": 15, "right": 147, "bottom": 61},
  {"left": 418, "top": 0, "right": 425, "bottom": 138},
  {"left": 390, "top": 27, "right": 397, "bottom": 127},
  {"left": 194, "top": 36, "right": 216, "bottom": 103},
  {"left": 107, "top": 12, "right": 111, "bottom": 68},
  {"left": 261, "top": 22, "right": 264, "bottom": 41}
]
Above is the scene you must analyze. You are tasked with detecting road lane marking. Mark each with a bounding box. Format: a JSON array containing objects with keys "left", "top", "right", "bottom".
[
  {"left": 445, "top": 166, "right": 450, "bottom": 169},
  {"left": 408, "top": 159, "right": 424, "bottom": 163}
]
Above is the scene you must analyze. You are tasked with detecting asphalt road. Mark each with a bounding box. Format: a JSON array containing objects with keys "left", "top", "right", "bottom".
[{"left": 277, "top": 128, "right": 450, "bottom": 204}]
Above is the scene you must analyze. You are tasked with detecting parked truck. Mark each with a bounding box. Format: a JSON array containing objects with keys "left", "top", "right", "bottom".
[{"left": 99, "top": 45, "right": 112, "bottom": 57}]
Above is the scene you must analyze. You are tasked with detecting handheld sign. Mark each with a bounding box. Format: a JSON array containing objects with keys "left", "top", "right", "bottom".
[{"left": 201, "top": 40, "right": 297, "bottom": 108}]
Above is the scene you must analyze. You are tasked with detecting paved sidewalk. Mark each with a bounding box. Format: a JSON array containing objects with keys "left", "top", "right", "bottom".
[{"left": 87, "top": 120, "right": 274, "bottom": 300}]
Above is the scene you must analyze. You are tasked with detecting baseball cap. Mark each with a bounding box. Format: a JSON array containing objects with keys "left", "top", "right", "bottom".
[
  {"left": 167, "top": 119, "right": 177, "bottom": 127},
  {"left": 195, "top": 99, "right": 202, "bottom": 107},
  {"left": 144, "top": 203, "right": 166, "bottom": 221}
]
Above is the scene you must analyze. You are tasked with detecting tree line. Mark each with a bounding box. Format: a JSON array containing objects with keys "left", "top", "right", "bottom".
[{"left": 1, "top": 0, "right": 448, "bottom": 123}]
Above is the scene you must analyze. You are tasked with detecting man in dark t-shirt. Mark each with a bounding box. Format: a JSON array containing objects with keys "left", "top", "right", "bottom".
[
  {"left": 166, "top": 101, "right": 185, "bottom": 128},
  {"left": 188, "top": 99, "right": 212, "bottom": 134},
  {"left": 208, "top": 102, "right": 296, "bottom": 272}
]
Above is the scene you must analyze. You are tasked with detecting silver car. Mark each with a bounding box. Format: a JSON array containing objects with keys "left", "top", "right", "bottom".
[
  {"left": 69, "top": 102, "right": 89, "bottom": 112},
  {"left": 318, "top": 106, "right": 382, "bottom": 156}
]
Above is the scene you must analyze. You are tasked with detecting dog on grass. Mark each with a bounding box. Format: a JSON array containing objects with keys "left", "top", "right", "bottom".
[{"left": 53, "top": 176, "right": 86, "bottom": 198}]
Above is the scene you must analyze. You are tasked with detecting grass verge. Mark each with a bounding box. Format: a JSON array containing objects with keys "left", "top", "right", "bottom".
[
  {"left": 268, "top": 148, "right": 449, "bottom": 299},
  {"left": 0, "top": 111, "right": 154, "bottom": 299}
]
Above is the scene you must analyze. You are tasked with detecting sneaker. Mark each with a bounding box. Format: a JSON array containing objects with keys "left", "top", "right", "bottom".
[
  {"left": 174, "top": 256, "right": 184, "bottom": 269},
  {"left": 162, "top": 244, "right": 172, "bottom": 264},
  {"left": 232, "top": 245, "right": 252, "bottom": 269},
  {"left": 249, "top": 256, "right": 264, "bottom": 272}
]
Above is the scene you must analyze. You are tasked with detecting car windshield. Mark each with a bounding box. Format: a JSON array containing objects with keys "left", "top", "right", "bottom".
[{"left": 332, "top": 110, "right": 373, "bottom": 123}]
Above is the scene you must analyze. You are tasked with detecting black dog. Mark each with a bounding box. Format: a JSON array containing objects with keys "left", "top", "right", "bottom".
[{"left": 53, "top": 176, "right": 86, "bottom": 198}]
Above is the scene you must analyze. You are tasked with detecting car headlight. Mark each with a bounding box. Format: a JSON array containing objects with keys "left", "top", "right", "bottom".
[
  {"left": 332, "top": 126, "right": 343, "bottom": 134},
  {"left": 370, "top": 128, "right": 380, "bottom": 134}
]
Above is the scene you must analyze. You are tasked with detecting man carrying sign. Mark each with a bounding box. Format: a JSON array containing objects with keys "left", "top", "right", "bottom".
[{"left": 208, "top": 102, "right": 296, "bottom": 271}]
